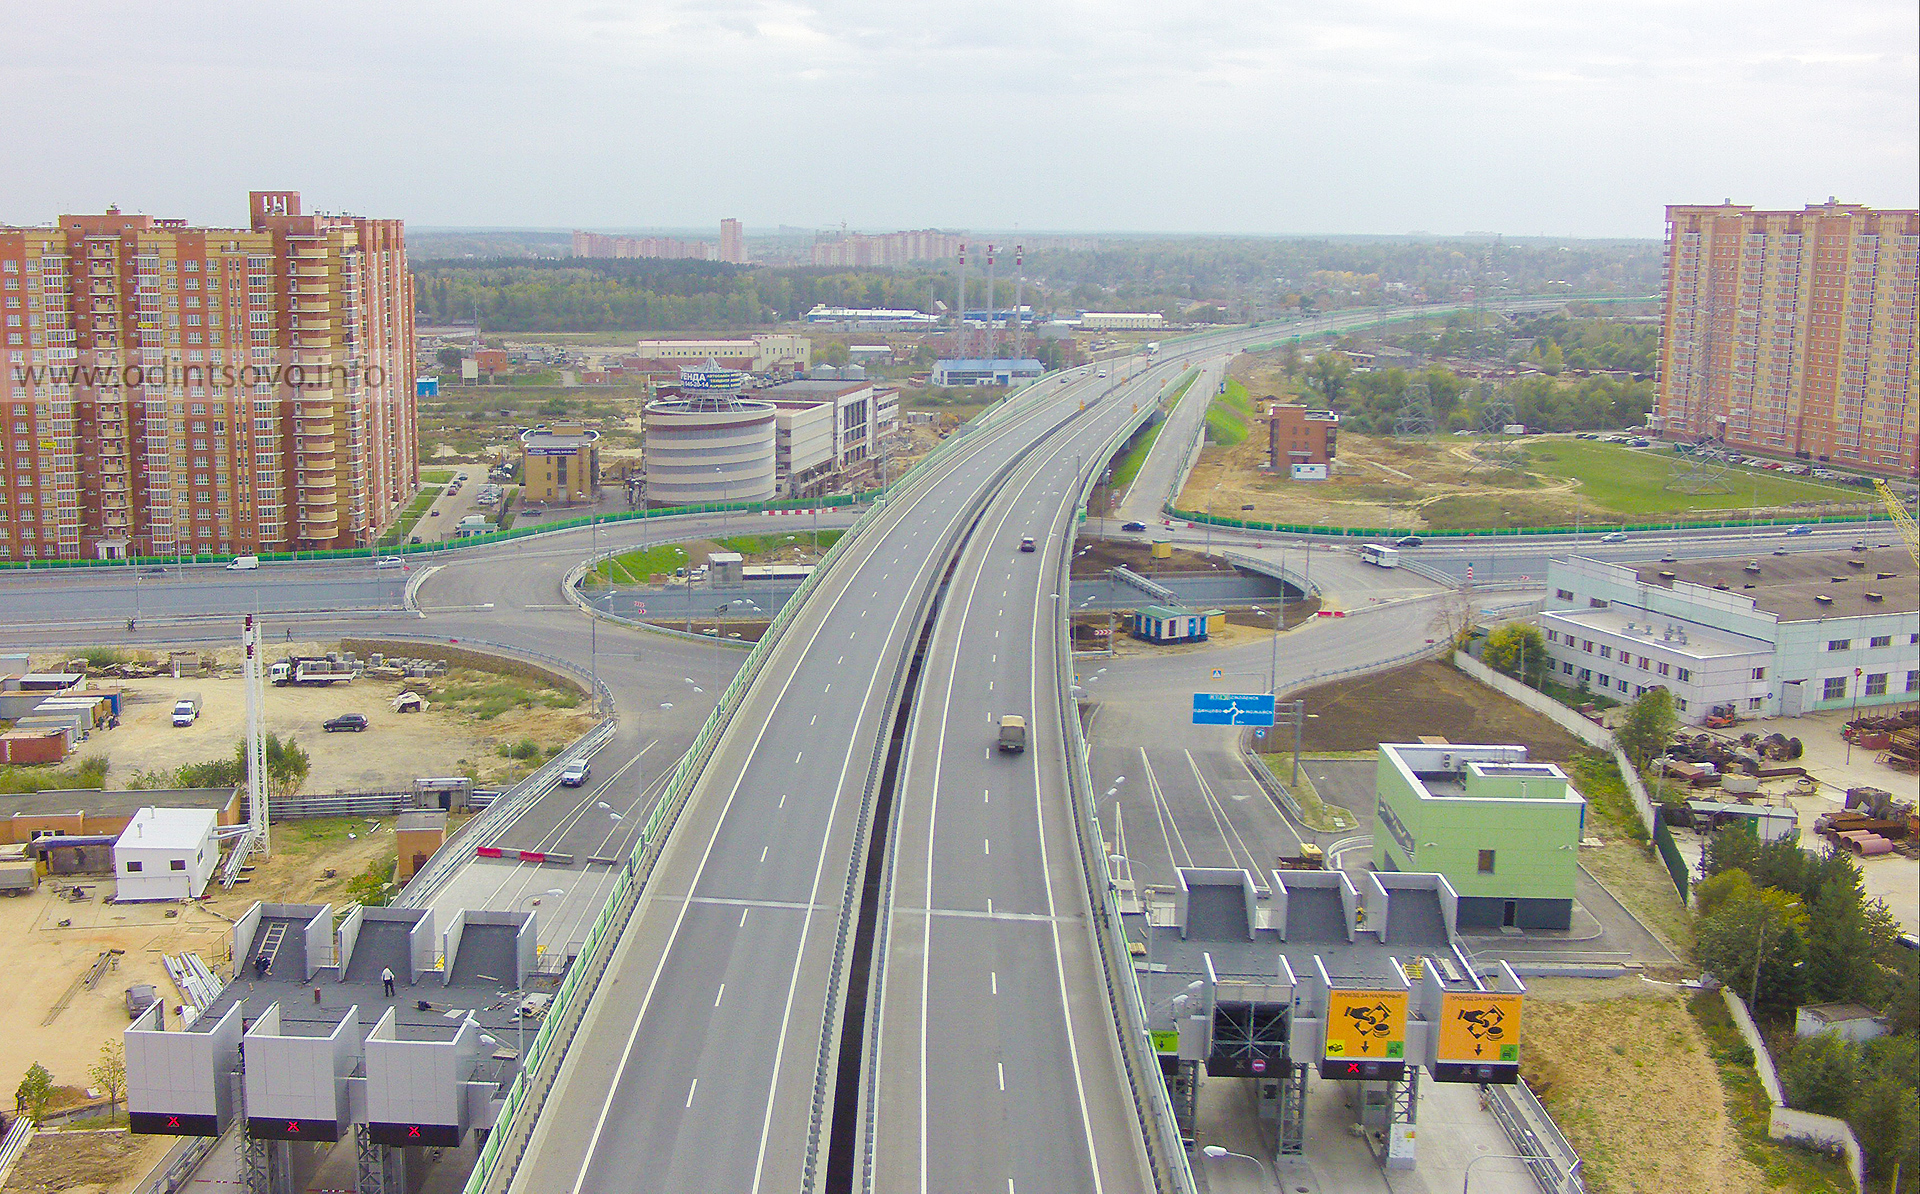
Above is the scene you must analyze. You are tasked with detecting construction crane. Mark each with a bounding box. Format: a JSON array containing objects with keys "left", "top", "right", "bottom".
[{"left": 1874, "top": 478, "right": 1919, "bottom": 567}]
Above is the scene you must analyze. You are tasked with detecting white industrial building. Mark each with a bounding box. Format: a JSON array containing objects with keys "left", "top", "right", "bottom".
[
  {"left": 629, "top": 335, "right": 810, "bottom": 373},
  {"left": 1541, "top": 550, "right": 1919, "bottom": 723},
  {"left": 1079, "top": 311, "right": 1166, "bottom": 330},
  {"left": 114, "top": 807, "right": 219, "bottom": 901}
]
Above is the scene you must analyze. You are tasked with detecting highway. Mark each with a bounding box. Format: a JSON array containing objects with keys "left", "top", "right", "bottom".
[{"left": 859, "top": 369, "right": 1189, "bottom": 1192}]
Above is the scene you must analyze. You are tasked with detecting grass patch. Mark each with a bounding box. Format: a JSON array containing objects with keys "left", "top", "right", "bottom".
[
  {"left": 594, "top": 543, "right": 689, "bottom": 585},
  {"left": 1688, "top": 991, "right": 1856, "bottom": 1194},
  {"left": 0, "top": 757, "right": 108, "bottom": 795},
  {"left": 1421, "top": 492, "right": 1569, "bottom": 529},
  {"left": 1567, "top": 750, "right": 1694, "bottom": 955},
  {"left": 420, "top": 468, "right": 456, "bottom": 484},
  {"left": 713, "top": 531, "right": 844, "bottom": 559},
  {"left": 1258, "top": 755, "right": 1356, "bottom": 832},
  {"left": 1523, "top": 441, "right": 1862, "bottom": 517},
  {"left": 435, "top": 678, "right": 582, "bottom": 721},
  {"left": 1204, "top": 379, "right": 1252, "bottom": 447},
  {"left": 1110, "top": 422, "right": 1164, "bottom": 492}
]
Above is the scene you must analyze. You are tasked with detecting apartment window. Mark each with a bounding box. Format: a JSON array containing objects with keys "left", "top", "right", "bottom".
[
  {"left": 1588, "top": 598, "right": 1608, "bottom": 609},
  {"left": 1907, "top": 671, "right": 1919, "bottom": 693},
  {"left": 1562, "top": 662, "right": 1574, "bottom": 676},
  {"left": 1748, "top": 697, "right": 1764, "bottom": 711},
  {"left": 1865, "top": 673, "right": 1887, "bottom": 697},
  {"left": 1599, "top": 646, "right": 1612, "bottom": 659},
  {"left": 1676, "top": 667, "right": 1692, "bottom": 682},
  {"left": 1674, "top": 697, "right": 1688, "bottom": 712},
  {"left": 1910, "top": 635, "right": 1919, "bottom": 646},
  {"left": 1656, "top": 662, "right": 1670, "bottom": 677},
  {"left": 1868, "top": 635, "right": 1891, "bottom": 648},
  {"left": 125, "top": 861, "right": 143, "bottom": 873},
  {"left": 1577, "top": 668, "right": 1591, "bottom": 683},
  {"left": 1823, "top": 676, "right": 1848, "bottom": 700},
  {"left": 1477, "top": 850, "right": 1496, "bottom": 875},
  {"left": 1751, "top": 667, "right": 1767, "bottom": 680},
  {"left": 1555, "top": 589, "right": 1574, "bottom": 601},
  {"left": 1597, "top": 673, "right": 1610, "bottom": 688},
  {"left": 1828, "top": 639, "right": 1851, "bottom": 652},
  {"left": 1545, "top": 630, "right": 1558, "bottom": 644},
  {"left": 1638, "top": 656, "right": 1651, "bottom": 670},
  {"left": 1582, "top": 640, "right": 1594, "bottom": 653},
  {"left": 169, "top": 858, "right": 186, "bottom": 871}
]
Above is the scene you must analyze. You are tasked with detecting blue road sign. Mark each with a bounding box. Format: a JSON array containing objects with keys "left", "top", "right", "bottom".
[{"left": 1192, "top": 692, "right": 1277, "bottom": 727}]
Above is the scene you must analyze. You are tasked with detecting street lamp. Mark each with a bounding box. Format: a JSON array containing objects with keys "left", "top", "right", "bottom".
[
  {"left": 1200, "top": 1145, "right": 1271, "bottom": 1189},
  {"left": 1249, "top": 605, "right": 1281, "bottom": 696}
]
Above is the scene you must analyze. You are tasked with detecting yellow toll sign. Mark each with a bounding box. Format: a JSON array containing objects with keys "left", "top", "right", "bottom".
[
  {"left": 1323, "top": 989, "right": 1407, "bottom": 1061},
  {"left": 1436, "top": 992, "right": 1522, "bottom": 1064}
]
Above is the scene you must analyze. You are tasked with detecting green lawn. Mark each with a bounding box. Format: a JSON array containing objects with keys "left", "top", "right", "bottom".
[
  {"left": 1523, "top": 441, "right": 1863, "bottom": 517},
  {"left": 1110, "top": 422, "right": 1164, "bottom": 491},
  {"left": 378, "top": 486, "right": 443, "bottom": 546},
  {"left": 593, "top": 543, "right": 690, "bottom": 584},
  {"left": 420, "top": 468, "right": 456, "bottom": 484},
  {"left": 1205, "top": 378, "right": 1254, "bottom": 447},
  {"left": 714, "top": 531, "right": 843, "bottom": 559}
]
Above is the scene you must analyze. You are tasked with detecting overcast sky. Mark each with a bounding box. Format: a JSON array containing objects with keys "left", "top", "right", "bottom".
[{"left": 2, "top": 1, "right": 1913, "bottom": 238}]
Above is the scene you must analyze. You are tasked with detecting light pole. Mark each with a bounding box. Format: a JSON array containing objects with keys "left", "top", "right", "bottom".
[
  {"left": 1250, "top": 606, "right": 1281, "bottom": 695},
  {"left": 1200, "top": 1145, "right": 1271, "bottom": 1190}
]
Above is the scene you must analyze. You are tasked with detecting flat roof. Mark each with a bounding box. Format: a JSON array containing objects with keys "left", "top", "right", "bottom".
[
  {"left": 1544, "top": 605, "right": 1772, "bottom": 659},
  {"left": 1623, "top": 547, "right": 1915, "bottom": 622},
  {"left": 754, "top": 380, "right": 870, "bottom": 397},
  {"left": 118, "top": 806, "right": 218, "bottom": 849},
  {"left": 2, "top": 786, "right": 237, "bottom": 821}
]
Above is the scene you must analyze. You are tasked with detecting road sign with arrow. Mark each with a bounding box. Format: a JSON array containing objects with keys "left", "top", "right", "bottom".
[{"left": 1431, "top": 991, "right": 1523, "bottom": 1084}]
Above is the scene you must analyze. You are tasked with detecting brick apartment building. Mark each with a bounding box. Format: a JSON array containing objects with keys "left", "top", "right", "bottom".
[
  {"left": 1656, "top": 201, "right": 1918, "bottom": 478},
  {"left": 0, "top": 191, "right": 418, "bottom": 560},
  {"left": 1267, "top": 403, "right": 1339, "bottom": 468}
]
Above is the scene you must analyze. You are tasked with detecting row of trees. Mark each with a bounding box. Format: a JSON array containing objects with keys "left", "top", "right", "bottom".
[
  {"left": 15, "top": 1042, "right": 124, "bottom": 1125},
  {"left": 1289, "top": 355, "right": 1654, "bottom": 436}
]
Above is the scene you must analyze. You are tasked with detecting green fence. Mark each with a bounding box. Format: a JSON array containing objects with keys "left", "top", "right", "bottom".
[{"left": 1651, "top": 815, "right": 1690, "bottom": 903}]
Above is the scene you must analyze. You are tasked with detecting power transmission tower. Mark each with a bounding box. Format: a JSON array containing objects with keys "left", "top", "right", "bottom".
[
  {"left": 1394, "top": 380, "right": 1436, "bottom": 438},
  {"left": 1470, "top": 386, "right": 1526, "bottom": 473}
]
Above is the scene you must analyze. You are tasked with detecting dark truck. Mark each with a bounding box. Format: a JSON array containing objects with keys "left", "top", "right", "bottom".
[{"left": 997, "top": 715, "right": 1027, "bottom": 753}]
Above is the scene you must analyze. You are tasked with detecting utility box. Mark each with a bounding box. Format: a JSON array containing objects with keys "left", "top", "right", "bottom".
[{"left": 708, "top": 552, "right": 744, "bottom": 586}]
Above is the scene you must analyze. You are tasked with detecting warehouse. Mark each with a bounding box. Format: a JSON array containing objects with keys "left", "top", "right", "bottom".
[{"left": 1542, "top": 549, "right": 1919, "bottom": 722}]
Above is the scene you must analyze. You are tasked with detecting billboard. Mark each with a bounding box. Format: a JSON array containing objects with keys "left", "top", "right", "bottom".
[{"left": 1431, "top": 991, "right": 1522, "bottom": 1084}]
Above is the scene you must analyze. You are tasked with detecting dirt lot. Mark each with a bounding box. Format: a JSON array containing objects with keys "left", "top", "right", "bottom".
[
  {"left": 1071, "top": 538, "right": 1220, "bottom": 578},
  {"left": 1280, "top": 659, "right": 1585, "bottom": 759},
  {"left": 0, "top": 1127, "right": 171, "bottom": 1194},
  {"left": 53, "top": 642, "right": 592, "bottom": 790},
  {"left": 1520, "top": 984, "right": 1774, "bottom": 1194}
]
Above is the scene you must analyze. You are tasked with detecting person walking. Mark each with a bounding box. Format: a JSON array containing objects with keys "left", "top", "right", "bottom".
[{"left": 381, "top": 966, "right": 395, "bottom": 997}]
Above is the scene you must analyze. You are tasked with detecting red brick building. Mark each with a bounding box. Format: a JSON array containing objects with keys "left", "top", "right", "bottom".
[{"left": 1267, "top": 403, "right": 1339, "bottom": 468}]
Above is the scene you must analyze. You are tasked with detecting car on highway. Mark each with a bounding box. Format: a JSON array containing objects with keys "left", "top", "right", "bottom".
[
  {"left": 1394, "top": 535, "right": 1423, "bottom": 547},
  {"left": 559, "top": 760, "right": 591, "bottom": 787},
  {"left": 1786, "top": 525, "right": 1812, "bottom": 535},
  {"left": 322, "top": 714, "right": 368, "bottom": 733},
  {"left": 226, "top": 555, "right": 259, "bottom": 571},
  {"left": 997, "top": 715, "right": 1027, "bottom": 753},
  {"left": 1121, "top": 521, "right": 1147, "bottom": 532},
  {"left": 429, "top": 510, "right": 441, "bottom": 517},
  {"left": 1019, "top": 536, "right": 1036, "bottom": 552},
  {"left": 375, "top": 556, "right": 404, "bottom": 568},
  {"left": 1600, "top": 531, "right": 1628, "bottom": 543}
]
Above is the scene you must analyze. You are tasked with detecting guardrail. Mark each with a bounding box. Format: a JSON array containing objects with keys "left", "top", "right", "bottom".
[
  {"left": 1168, "top": 506, "right": 1889, "bottom": 539},
  {"left": 1059, "top": 403, "right": 1199, "bottom": 1193},
  {"left": 1485, "top": 1081, "right": 1587, "bottom": 1194}
]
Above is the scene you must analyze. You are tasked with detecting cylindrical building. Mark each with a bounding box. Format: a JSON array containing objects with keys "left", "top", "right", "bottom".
[{"left": 642, "top": 394, "right": 777, "bottom": 509}]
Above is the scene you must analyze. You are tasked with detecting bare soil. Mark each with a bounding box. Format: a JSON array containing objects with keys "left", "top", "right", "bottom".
[
  {"left": 1280, "top": 659, "right": 1586, "bottom": 760},
  {"left": 1070, "top": 539, "right": 1222, "bottom": 578},
  {"left": 0, "top": 1128, "right": 170, "bottom": 1194},
  {"left": 1522, "top": 992, "right": 1772, "bottom": 1194}
]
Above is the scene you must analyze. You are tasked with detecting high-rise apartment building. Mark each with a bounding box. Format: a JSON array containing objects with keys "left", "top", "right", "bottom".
[
  {"left": 1656, "top": 201, "right": 1918, "bottom": 478},
  {"left": 719, "top": 218, "right": 745, "bottom": 265},
  {"left": 810, "top": 229, "right": 964, "bottom": 267},
  {"left": 0, "top": 192, "right": 417, "bottom": 560}
]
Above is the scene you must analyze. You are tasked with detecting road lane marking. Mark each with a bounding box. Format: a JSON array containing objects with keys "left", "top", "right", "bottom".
[
  {"left": 740, "top": 908, "right": 750, "bottom": 926},
  {"left": 983, "top": 838, "right": 990, "bottom": 855},
  {"left": 991, "top": 971, "right": 997, "bottom": 995},
  {"left": 998, "top": 1062, "right": 1005, "bottom": 1091},
  {"left": 760, "top": 845, "right": 769, "bottom": 862},
  {"left": 715, "top": 984, "right": 725, "bottom": 1006},
  {"left": 685, "top": 1078, "right": 698, "bottom": 1108},
  {"left": 779, "top": 793, "right": 786, "bottom": 808}
]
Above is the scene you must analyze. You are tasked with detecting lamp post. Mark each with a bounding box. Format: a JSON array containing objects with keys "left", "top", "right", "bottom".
[
  {"left": 1250, "top": 606, "right": 1281, "bottom": 695},
  {"left": 1200, "top": 1145, "right": 1272, "bottom": 1190}
]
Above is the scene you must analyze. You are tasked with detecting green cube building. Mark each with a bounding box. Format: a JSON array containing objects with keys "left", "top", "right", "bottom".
[{"left": 1373, "top": 744, "right": 1586, "bottom": 931}]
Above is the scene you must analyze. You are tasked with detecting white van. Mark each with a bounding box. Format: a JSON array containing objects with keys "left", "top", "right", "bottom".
[{"left": 226, "top": 555, "right": 259, "bottom": 571}]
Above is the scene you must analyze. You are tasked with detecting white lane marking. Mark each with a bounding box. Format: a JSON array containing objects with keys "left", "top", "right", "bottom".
[
  {"left": 991, "top": 972, "right": 998, "bottom": 995},
  {"left": 983, "top": 787, "right": 990, "bottom": 803},
  {"left": 740, "top": 908, "right": 750, "bottom": 926},
  {"left": 779, "top": 793, "right": 787, "bottom": 808},
  {"left": 983, "top": 838, "right": 990, "bottom": 855},
  {"left": 714, "top": 984, "right": 725, "bottom": 1006},
  {"left": 685, "top": 1078, "right": 698, "bottom": 1108},
  {"left": 998, "top": 1062, "right": 1006, "bottom": 1091},
  {"left": 759, "top": 845, "right": 769, "bottom": 862},
  {"left": 988, "top": 680, "right": 994, "bottom": 691},
  {"left": 796, "top": 750, "right": 803, "bottom": 762},
  {"left": 837, "top": 655, "right": 844, "bottom": 665},
  {"left": 811, "top": 714, "right": 817, "bottom": 725}
]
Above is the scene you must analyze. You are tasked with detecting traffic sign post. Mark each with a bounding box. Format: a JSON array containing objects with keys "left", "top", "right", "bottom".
[
  {"left": 1431, "top": 991, "right": 1522, "bottom": 1084},
  {"left": 1192, "top": 692, "right": 1277, "bottom": 727},
  {"left": 1321, "top": 988, "right": 1408, "bottom": 1081}
]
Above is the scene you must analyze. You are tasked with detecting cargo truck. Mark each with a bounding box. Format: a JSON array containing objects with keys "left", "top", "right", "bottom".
[
  {"left": 269, "top": 657, "right": 356, "bottom": 687},
  {"left": 171, "top": 693, "right": 202, "bottom": 727}
]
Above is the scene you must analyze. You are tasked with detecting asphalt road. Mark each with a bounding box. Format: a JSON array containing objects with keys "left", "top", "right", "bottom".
[
  {"left": 862, "top": 373, "right": 1176, "bottom": 1193},
  {"left": 1116, "top": 354, "right": 1223, "bottom": 527}
]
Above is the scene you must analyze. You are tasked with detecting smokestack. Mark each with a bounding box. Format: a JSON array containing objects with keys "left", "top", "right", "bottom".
[
  {"left": 986, "top": 245, "right": 997, "bottom": 355},
  {"left": 1012, "top": 245, "right": 1025, "bottom": 363},
  {"left": 956, "top": 244, "right": 967, "bottom": 358}
]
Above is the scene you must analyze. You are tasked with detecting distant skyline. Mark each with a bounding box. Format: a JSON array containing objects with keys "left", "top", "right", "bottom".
[{"left": 2, "top": 1, "right": 1913, "bottom": 239}]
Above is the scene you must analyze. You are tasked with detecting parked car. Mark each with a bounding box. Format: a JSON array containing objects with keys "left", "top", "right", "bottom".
[
  {"left": 560, "top": 760, "right": 591, "bottom": 787},
  {"left": 1121, "top": 521, "right": 1148, "bottom": 532},
  {"left": 323, "top": 713, "right": 369, "bottom": 733},
  {"left": 1394, "top": 535, "right": 1424, "bottom": 547},
  {"left": 126, "top": 984, "right": 158, "bottom": 1020},
  {"left": 1600, "top": 531, "right": 1628, "bottom": 543}
]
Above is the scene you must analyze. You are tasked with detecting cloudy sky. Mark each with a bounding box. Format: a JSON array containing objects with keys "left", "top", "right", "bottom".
[{"left": 2, "top": 1, "right": 1913, "bottom": 238}]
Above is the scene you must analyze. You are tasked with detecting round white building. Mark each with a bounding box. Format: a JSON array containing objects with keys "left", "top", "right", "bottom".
[{"left": 642, "top": 394, "right": 777, "bottom": 509}]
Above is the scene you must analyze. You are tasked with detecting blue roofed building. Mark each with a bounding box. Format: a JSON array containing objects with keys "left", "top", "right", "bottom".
[{"left": 931, "top": 358, "right": 1045, "bottom": 387}]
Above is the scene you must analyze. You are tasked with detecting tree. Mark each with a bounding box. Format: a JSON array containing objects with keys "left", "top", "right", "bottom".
[
  {"left": 1804, "top": 872, "right": 1900, "bottom": 1005},
  {"left": 88, "top": 1040, "right": 125, "bottom": 1124},
  {"left": 344, "top": 862, "right": 392, "bottom": 908},
  {"left": 1692, "top": 882, "right": 1808, "bottom": 1011},
  {"left": 15, "top": 1062, "right": 53, "bottom": 1124},
  {"left": 1615, "top": 686, "right": 1677, "bottom": 770},
  {"left": 1780, "top": 1031, "right": 1858, "bottom": 1115},
  {"left": 1483, "top": 622, "right": 1549, "bottom": 687},
  {"left": 435, "top": 347, "right": 463, "bottom": 373}
]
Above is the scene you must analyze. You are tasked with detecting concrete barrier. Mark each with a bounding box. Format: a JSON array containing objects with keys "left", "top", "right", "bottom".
[{"left": 1722, "top": 988, "right": 1865, "bottom": 1191}]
